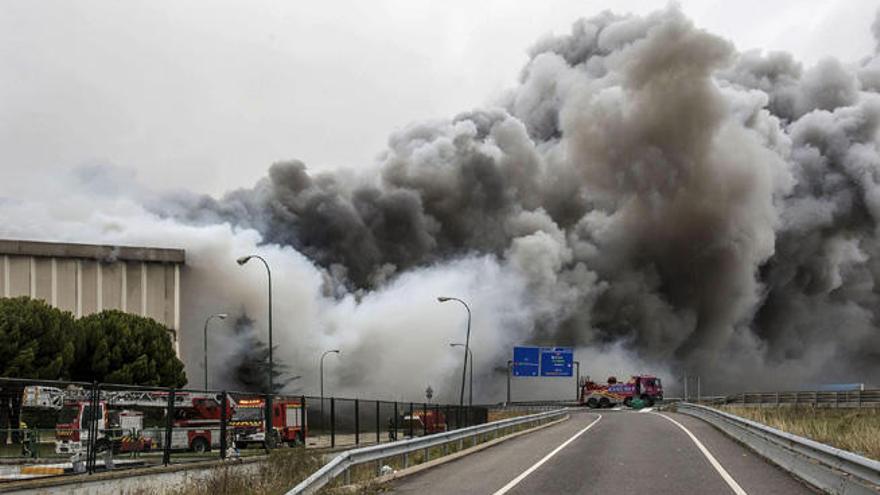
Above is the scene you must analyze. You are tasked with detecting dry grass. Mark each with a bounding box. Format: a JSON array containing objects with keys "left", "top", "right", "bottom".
[
  {"left": 149, "top": 449, "right": 325, "bottom": 495},
  {"left": 721, "top": 406, "right": 880, "bottom": 461},
  {"left": 486, "top": 409, "right": 529, "bottom": 422}
]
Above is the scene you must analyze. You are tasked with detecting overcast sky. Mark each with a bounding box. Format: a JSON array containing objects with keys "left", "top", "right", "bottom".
[{"left": 1, "top": 0, "right": 877, "bottom": 198}]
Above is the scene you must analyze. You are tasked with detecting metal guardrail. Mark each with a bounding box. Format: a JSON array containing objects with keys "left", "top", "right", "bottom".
[
  {"left": 724, "top": 390, "right": 880, "bottom": 407},
  {"left": 287, "top": 408, "right": 567, "bottom": 495},
  {"left": 678, "top": 403, "right": 880, "bottom": 494}
]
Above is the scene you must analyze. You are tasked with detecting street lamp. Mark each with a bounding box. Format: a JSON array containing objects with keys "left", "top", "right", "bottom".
[
  {"left": 237, "top": 255, "right": 273, "bottom": 393},
  {"left": 437, "top": 296, "right": 471, "bottom": 409},
  {"left": 320, "top": 349, "right": 340, "bottom": 434},
  {"left": 320, "top": 350, "right": 341, "bottom": 401},
  {"left": 237, "top": 254, "right": 275, "bottom": 445},
  {"left": 203, "top": 313, "right": 228, "bottom": 390},
  {"left": 449, "top": 343, "right": 473, "bottom": 406}
]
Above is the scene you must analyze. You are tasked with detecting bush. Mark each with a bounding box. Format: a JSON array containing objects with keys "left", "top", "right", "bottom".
[
  {"left": 0, "top": 297, "right": 186, "bottom": 387},
  {"left": 0, "top": 297, "right": 76, "bottom": 380}
]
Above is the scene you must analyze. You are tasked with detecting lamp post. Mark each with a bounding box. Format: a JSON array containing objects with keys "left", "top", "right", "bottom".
[
  {"left": 450, "top": 343, "right": 473, "bottom": 406},
  {"left": 438, "top": 296, "right": 471, "bottom": 409},
  {"left": 320, "top": 349, "right": 340, "bottom": 433},
  {"left": 237, "top": 254, "right": 275, "bottom": 445},
  {"left": 320, "top": 350, "right": 341, "bottom": 401},
  {"left": 203, "top": 313, "right": 228, "bottom": 390}
]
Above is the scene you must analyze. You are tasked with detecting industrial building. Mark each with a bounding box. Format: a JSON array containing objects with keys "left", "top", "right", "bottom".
[{"left": 0, "top": 239, "right": 185, "bottom": 354}]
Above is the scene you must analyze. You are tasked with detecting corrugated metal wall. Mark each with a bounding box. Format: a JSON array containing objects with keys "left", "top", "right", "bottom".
[{"left": 0, "top": 255, "right": 181, "bottom": 354}]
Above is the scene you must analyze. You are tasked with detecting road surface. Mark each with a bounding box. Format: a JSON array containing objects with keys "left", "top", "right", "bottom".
[{"left": 388, "top": 409, "right": 813, "bottom": 494}]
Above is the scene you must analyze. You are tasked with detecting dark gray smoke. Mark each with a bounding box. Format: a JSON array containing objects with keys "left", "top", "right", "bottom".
[{"left": 144, "top": 6, "right": 880, "bottom": 393}]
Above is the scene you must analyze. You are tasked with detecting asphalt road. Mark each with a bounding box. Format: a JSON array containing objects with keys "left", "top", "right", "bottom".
[{"left": 388, "top": 409, "right": 814, "bottom": 494}]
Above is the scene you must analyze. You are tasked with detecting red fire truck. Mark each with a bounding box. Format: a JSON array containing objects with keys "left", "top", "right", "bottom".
[
  {"left": 230, "top": 398, "right": 306, "bottom": 448},
  {"left": 580, "top": 375, "right": 664, "bottom": 408},
  {"left": 22, "top": 386, "right": 235, "bottom": 454},
  {"left": 391, "top": 409, "right": 448, "bottom": 439}
]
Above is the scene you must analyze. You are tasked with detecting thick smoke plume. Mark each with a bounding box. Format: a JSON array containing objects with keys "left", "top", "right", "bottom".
[{"left": 5, "top": 6, "right": 880, "bottom": 399}]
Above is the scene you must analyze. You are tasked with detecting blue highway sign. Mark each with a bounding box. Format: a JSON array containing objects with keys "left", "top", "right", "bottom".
[
  {"left": 539, "top": 347, "right": 573, "bottom": 377},
  {"left": 512, "top": 347, "right": 540, "bottom": 376},
  {"left": 512, "top": 346, "right": 573, "bottom": 377}
]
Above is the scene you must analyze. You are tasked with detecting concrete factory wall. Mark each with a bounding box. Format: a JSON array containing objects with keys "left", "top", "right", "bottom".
[{"left": 0, "top": 239, "right": 185, "bottom": 355}]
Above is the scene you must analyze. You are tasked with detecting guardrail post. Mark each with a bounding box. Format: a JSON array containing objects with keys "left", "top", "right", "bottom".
[
  {"left": 163, "top": 388, "right": 175, "bottom": 466},
  {"left": 330, "top": 398, "right": 336, "bottom": 448},
  {"left": 355, "top": 399, "right": 360, "bottom": 445},
  {"left": 814, "top": 391, "right": 818, "bottom": 406},
  {"left": 220, "top": 391, "right": 228, "bottom": 459},
  {"left": 858, "top": 389, "right": 862, "bottom": 407},
  {"left": 375, "top": 401, "right": 380, "bottom": 444},
  {"left": 408, "top": 402, "right": 414, "bottom": 438}
]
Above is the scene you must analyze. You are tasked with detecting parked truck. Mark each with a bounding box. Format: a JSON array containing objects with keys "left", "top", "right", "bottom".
[
  {"left": 230, "top": 398, "right": 306, "bottom": 448},
  {"left": 580, "top": 375, "right": 663, "bottom": 408},
  {"left": 21, "top": 385, "right": 234, "bottom": 454},
  {"left": 389, "top": 409, "right": 448, "bottom": 439}
]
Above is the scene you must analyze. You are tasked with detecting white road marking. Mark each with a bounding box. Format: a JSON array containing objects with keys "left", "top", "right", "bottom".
[
  {"left": 637, "top": 407, "right": 654, "bottom": 413},
  {"left": 652, "top": 413, "right": 748, "bottom": 495},
  {"left": 491, "top": 414, "right": 602, "bottom": 495}
]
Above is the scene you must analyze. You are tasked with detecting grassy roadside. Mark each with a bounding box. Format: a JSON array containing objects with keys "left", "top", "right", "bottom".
[
  {"left": 138, "top": 449, "right": 325, "bottom": 495},
  {"left": 720, "top": 406, "right": 880, "bottom": 461}
]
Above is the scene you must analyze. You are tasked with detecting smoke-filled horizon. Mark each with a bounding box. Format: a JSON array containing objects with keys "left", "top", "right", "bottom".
[{"left": 4, "top": 6, "right": 880, "bottom": 400}]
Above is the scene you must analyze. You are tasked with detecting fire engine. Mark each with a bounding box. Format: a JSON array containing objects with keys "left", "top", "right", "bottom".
[
  {"left": 391, "top": 409, "right": 447, "bottom": 439},
  {"left": 580, "top": 375, "right": 663, "bottom": 408},
  {"left": 21, "top": 385, "right": 234, "bottom": 455},
  {"left": 229, "top": 398, "right": 306, "bottom": 448}
]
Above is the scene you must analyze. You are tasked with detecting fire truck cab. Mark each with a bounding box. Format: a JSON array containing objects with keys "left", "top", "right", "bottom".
[
  {"left": 230, "top": 398, "right": 306, "bottom": 448},
  {"left": 55, "top": 401, "right": 151, "bottom": 455}
]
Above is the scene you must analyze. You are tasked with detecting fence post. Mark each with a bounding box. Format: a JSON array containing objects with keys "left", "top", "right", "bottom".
[
  {"left": 163, "top": 388, "right": 175, "bottom": 466},
  {"left": 86, "top": 381, "right": 99, "bottom": 474},
  {"left": 355, "top": 399, "right": 360, "bottom": 445},
  {"left": 408, "top": 403, "right": 414, "bottom": 438},
  {"left": 330, "top": 398, "right": 336, "bottom": 448},
  {"left": 220, "top": 391, "right": 228, "bottom": 460},
  {"left": 301, "top": 395, "right": 307, "bottom": 445},
  {"left": 393, "top": 402, "right": 398, "bottom": 441},
  {"left": 264, "top": 393, "right": 274, "bottom": 453},
  {"left": 375, "top": 401, "right": 381, "bottom": 444}
]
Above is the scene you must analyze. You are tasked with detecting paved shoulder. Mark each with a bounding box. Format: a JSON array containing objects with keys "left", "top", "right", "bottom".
[
  {"left": 387, "top": 411, "right": 599, "bottom": 495},
  {"left": 663, "top": 412, "right": 815, "bottom": 494}
]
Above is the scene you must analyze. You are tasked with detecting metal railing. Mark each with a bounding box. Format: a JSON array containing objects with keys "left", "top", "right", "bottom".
[
  {"left": 0, "top": 376, "right": 488, "bottom": 484},
  {"left": 677, "top": 403, "right": 880, "bottom": 494},
  {"left": 722, "top": 390, "right": 880, "bottom": 408},
  {"left": 287, "top": 408, "right": 567, "bottom": 495}
]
